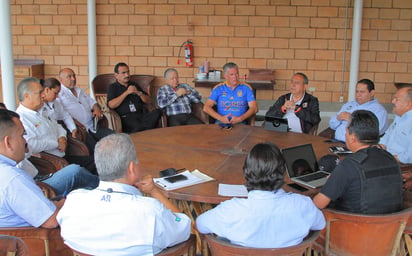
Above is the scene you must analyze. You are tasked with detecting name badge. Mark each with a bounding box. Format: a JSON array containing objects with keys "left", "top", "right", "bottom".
[{"left": 129, "top": 103, "right": 136, "bottom": 112}]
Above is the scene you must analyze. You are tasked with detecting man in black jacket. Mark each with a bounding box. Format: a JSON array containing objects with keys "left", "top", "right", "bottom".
[{"left": 265, "top": 72, "right": 320, "bottom": 134}]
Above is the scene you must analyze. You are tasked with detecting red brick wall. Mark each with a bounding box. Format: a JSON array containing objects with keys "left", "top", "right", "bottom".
[{"left": 9, "top": 0, "right": 412, "bottom": 103}]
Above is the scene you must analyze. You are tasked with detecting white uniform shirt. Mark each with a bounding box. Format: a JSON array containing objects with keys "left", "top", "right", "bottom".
[
  {"left": 42, "top": 101, "right": 77, "bottom": 132},
  {"left": 380, "top": 110, "right": 412, "bottom": 164},
  {"left": 284, "top": 93, "right": 304, "bottom": 133},
  {"left": 57, "top": 85, "right": 96, "bottom": 132},
  {"left": 16, "top": 104, "right": 67, "bottom": 157},
  {"left": 57, "top": 181, "right": 191, "bottom": 256},
  {"left": 196, "top": 189, "right": 325, "bottom": 248}
]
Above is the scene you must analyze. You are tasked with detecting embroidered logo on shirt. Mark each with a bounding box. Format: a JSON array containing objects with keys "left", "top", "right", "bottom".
[{"left": 237, "top": 90, "right": 243, "bottom": 97}]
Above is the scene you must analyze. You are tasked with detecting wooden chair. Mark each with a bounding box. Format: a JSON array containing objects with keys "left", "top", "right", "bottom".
[
  {"left": 36, "top": 181, "right": 57, "bottom": 199},
  {"left": 70, "top": 234, "right": 196, "bottom": 256},
  {"left": 203, "top": 231, "right": 319, "bottom": 256},
  {"left": 317, "top": 127, "right": 335, "bottom": 139},
  {"left": 28, "top": 152, "right": 69, "bottom": 174},
  {"left": 0, "top": 227, "right": 71, "bottom": 256},
  {"left": 313, "top": 207, "right": 412, "bottom": 256},
  {"left": 308, "top": 123, "right": 319, "bottom": 135},
  {"left": 91, "top": 73, "right": 164, "bottom": 131},
  {"left": 0, "top": 235, "right": 29, "bottom": 256}
]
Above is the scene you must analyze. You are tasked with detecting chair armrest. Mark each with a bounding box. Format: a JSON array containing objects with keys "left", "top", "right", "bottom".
[
  {"left": 66, "top": 137, "right": 90, "bottom": 156},
  {"left": 36, "top": 181, "right": 57, "bottom": 199},
  {"left": 28, "top": 156, "right": 57, "bottom": 176},
  {"left": 38, "top": 152, "right": 69, "bottom": 171}
]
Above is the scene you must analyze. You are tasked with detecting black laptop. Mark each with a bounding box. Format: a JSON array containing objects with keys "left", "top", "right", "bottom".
[
  {"left": 282, "top": 144, "right": 329, "bottom": 188},
  {"left": 264, "top": 116, "right": 289, "bottom": 132}
]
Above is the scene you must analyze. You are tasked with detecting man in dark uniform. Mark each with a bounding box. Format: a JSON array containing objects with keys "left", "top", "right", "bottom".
[
  {"left": 313, "top": 110, "right": 403, "bottom": 214},
  {"left": 107, "top": 62, "right": 161, "bottom": 133}
]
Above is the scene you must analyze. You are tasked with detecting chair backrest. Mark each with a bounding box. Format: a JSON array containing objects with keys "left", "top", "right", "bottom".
[
  {"left": 156, "top": 234, "right": 196, "bottom": 256},
  {"left": 0, "top": 227, "right": 71, "bottom": 256},
  {"left": 308, "top": 123, "right": 319, "bottom": 135},
  {"left": 315, "top": 207, "right": 412, "bottom": 256},
  {"left": 0, "top": 235, "right": 29, "bottom": 256},
  {"left": 204, "top": 231, "right": 319, "bottom": 256},
  {"left": 69, "top": 234, "right": 196, "bottom": 256}
]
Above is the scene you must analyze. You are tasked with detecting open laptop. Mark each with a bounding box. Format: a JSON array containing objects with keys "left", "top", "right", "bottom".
[
  {"left": 282, "top": 144, "right": 329, "bottom": 189},
  {"left": 264, "top": 116, "right": 289, "bottom": 132}
]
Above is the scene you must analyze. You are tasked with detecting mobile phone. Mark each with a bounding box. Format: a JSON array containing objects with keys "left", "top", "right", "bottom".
[
  {"left": 159, "top": 168, "right": 177, "bottom": 177},
  {"left": 287, "top": 183, "right": 308, "bottom": 192},
  {"left": 164, "top": 174, "right": 188, "bottom": 183}
]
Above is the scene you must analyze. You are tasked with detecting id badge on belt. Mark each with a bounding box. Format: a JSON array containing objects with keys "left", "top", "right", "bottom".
[{"left": 129, "top": 103, "right": 136, "bottom": 112}]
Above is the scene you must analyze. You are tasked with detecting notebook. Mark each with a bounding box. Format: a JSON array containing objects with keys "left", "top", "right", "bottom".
[
  {"left": 264, "top": 116, "right": 289, "bottom": 132},
  {"left": 282, "top": 144, "right": 329, "bottom": 189}
]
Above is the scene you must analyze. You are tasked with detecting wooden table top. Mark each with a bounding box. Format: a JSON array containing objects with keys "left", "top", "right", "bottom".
[{"left": 131, "top": 124, "right": 337, "bottom": 204}]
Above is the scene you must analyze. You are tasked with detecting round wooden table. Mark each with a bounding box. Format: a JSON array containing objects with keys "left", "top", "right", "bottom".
[
  {"left": 131, "top": 124, "right": 338, "bottom": 254},
  {"left": 131, "top": 124, "right": 334, "bottom": 204}
]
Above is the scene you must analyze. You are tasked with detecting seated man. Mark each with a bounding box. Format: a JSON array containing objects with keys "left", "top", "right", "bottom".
[
  {"left": 329, "top": 79, "right": 387, "bottom": 142},
  {"left": 380, "top": 86, "right": 412, "bottom": 164},
  {"left": 265, "top": 72, "right": 320, "bottom": 133},
  {"left": 57, "top": 68, "right": 114, "bottom": 151},
  {"left": 16, "top": 77, "right": 97, "bottom": 174},
  {"left": 107, "top": 62, "right": 162, "bottom": 133},
  {"left": 0, "top": 102, "right": 99, "bottom": 196},
  {"left": 203, "top": 62, "right": 258, "bottom": 125},
  {"left": 157, "top": 68, "right": 203, "bottom": 126},
  {"left": 0, "top": 109, "right": 63, "bottom": 228},
  {"left": 313, "top": 110, "right": 403, "bottom": 214},
  {"left": 57, "top": 133, "right": 191, "bottom": 255},
  {"left": 196, "top": 142, "right": 325, "bottom": 248}
]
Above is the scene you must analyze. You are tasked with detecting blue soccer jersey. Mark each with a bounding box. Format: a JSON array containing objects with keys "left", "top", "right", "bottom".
[{"left": 209, "top": 82, "right": 255, "bottom": 117}]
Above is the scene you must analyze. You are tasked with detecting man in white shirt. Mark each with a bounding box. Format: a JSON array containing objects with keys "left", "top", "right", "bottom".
[
  {"left": 16, "top": 77, "right": 97, "bottom": 174},
  {"left": 57, "top": 133, "right": 191, "bottom": 256},
  {"left": 57, "top": 68, "right": 113, "bottom": 152}
]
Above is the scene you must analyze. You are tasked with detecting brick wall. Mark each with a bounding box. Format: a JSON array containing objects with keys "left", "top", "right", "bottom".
[{"left": 9, "top": 0, "right": 412, "bottom": 103}]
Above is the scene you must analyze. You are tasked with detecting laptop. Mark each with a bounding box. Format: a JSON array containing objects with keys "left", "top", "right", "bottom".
[
  {"left": 264, "top": 116, "right": 289, "bottom": 132},
  {"left": 282, "top": 144, "right": 329, "bottom": 189}
]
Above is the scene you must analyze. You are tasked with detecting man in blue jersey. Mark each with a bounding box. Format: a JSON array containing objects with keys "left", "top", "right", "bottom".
[{"left": 203, "top": 62, "right": 258, "bottom": 125}]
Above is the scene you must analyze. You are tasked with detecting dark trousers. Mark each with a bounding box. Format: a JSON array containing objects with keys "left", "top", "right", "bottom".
[
  {"left": 167, "top": 113, "right": 202, "bottom": 127},
  {"left": 85, "top": 125, "right": 115, "bottom": 155},
  {"left": 64, "top": 154, "right": 97, "bottom": 175},
  {"left": 121, "top": 109, "right": 162, "bottom": 133}
]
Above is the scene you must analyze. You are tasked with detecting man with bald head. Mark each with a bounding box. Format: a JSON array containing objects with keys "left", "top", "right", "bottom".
[
  {"left": 380, "top": 87, "right": 412, "bottom": 164},
  {"left": 57, "top": 68, "right": 113, "bottom": 152}
]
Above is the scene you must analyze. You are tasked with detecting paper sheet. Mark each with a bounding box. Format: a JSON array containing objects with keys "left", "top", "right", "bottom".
[{"left": 218, "top": 184, "right": 248, "bottom": 197}]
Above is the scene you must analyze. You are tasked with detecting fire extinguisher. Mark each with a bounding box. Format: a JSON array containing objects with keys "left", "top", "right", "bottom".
[{"left": 177, "top": 40, "right": 193, "bottom": 67}]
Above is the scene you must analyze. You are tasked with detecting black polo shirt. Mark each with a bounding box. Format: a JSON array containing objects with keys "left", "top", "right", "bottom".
[{"left": 107, "top": 81, "right": 147, "bottom": 116}]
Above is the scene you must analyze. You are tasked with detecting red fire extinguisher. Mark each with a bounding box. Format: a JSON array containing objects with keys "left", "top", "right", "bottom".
[{"left": 177, "top": 40, "right": 193, "bottom": 67}]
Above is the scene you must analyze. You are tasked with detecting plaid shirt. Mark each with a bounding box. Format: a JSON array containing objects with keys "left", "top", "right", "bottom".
[{"left": 157, "top": 83, "right": 201, "bottom": 116}]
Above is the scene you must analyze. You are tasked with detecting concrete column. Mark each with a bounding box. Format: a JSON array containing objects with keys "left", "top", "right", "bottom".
[
  {"left": 348, "top": 0, "right": 364, "bottom": 101},
  {"left": 0, "top": 0, "right": 16, "bottom": 110},
  {"left": 88, "top": 0, "right": 97, "bottom": 99}
]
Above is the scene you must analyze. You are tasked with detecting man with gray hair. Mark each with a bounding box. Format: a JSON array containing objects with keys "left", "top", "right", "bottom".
[
  {"left": 16, "top": 77, "right": 97, "bottom": 174},
  {"left": 203, "top": 62, "right": 258, "bottom": 125},
  {"left": 157, "top": 68, "right": 203, "bottom": 126},
  {"left": 57, "top": 133, "right": 191, "bottom": 255}
]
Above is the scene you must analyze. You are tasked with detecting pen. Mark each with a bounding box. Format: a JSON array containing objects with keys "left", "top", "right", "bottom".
[{"left": 176, "top": 168, "right": 186, "bottom": 173}]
